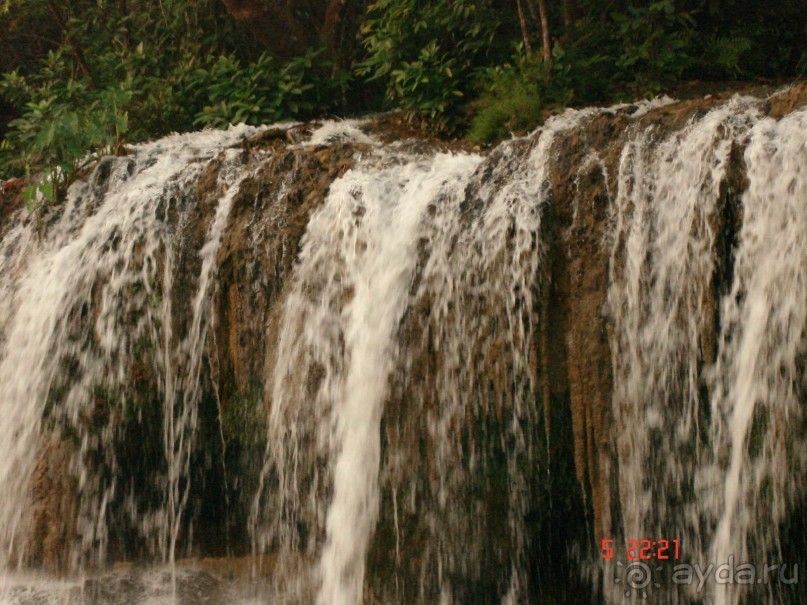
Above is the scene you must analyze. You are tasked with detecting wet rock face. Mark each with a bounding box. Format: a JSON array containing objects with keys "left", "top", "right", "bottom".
[
  {"left": 210, "top": 140, "right": 361, "bottom": 553},
  {"left": 215, "top": 140, "right": 359, "bottom": 401},
  {"left": 27, "top": 438, "right": 79, "bottom": 572},
  {"left": 15, "top": 131, "right": 364, "bottom": 571},
  {"left": 2, "top": 83, "right": 805, "bottom": 605},
  {"left": 0, "top": 177, "right": 24, "bottom": 229}
]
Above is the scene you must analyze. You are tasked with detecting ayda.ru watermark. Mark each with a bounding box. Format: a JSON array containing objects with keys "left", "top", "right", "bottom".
[{"left": 609, "top": 556, "right": 799, "bottom": 600}]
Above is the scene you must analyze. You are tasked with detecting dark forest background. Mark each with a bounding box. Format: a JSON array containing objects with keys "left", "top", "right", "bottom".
[{"left": 1, "top": 0, "right": 804, "bottom": 191}]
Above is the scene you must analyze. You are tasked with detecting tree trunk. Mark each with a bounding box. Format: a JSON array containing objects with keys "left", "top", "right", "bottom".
[
  {"left": 536, "top": 0, "right": 551, "bottom": 64},
  {"left": 515, "top": 0, "right": 533, "bottom": 53}
]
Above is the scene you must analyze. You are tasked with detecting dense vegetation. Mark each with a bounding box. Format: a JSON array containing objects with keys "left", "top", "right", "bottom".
[{"left": 1, "top": 0, "right": 804, "bottom": 203}]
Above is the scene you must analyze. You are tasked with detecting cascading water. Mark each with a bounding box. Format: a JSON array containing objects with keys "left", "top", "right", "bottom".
[
  {"left": 0, "top": 88, "right": 803, "bottom": 605},
  {"left": 0, "top": 124, "right": 265, "bottom": 594},
  {"left": 605, "top": 98, "right": 760, "bottom": 602},
  {"left": 605, "top": 101, "right": 805, "bottom": 605},
  {"left": 254, "top": 145, "right": 484, "bottom": 604},
  {"left": 707, "top": 110, "right": 806, "bottom": 605},
  {"left": 377, "top": 108, "right": 601, "bottom": 604}
]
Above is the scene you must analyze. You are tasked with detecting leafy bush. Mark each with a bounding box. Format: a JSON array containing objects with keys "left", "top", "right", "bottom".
[
  {"left": 0, "top": 1, "right": 343, "bottom": 188},
  {"left": 610, "top": 0, "right": 697, "bottom": 95},
  {"left": 1, "top": 0, "right": 805, "bottom": 180},
  {"left": 468, "top": 1, "right": 701, "bottom": 145},
  {"left": 701, "top": 36, "right": 753, "bottom": 77},
  {"left": 468, "top": 40, "right": 616, "bottom": 146},
  {"left": 0, "top": 55, "right": 130, "bottom": 207},
  {"left": 468, "top": 54, "right": 550, "bottom": 145},
  {"left": 798, "top": 51, "right": 807, "bottom": 78},
  {"left": 357, "top": 0, "right": 501, "bottom": 132},
  {"left": 190, "top": 49, "right": 347, "bottom": 128}
]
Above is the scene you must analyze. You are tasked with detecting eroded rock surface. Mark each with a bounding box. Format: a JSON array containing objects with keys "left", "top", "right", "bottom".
[{"left": 1, "top": 83, "right": 804, "bottom": 605}]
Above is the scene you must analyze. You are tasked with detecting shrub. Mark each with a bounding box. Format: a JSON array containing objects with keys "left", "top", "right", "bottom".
[
  {"left": 190, "top": 49, "right": 347, "bottom": 128},
  {"left": 0, "top": 3, "right": 342, "bottom": 188},
  {"left": 0, "top": 57, "right": 130, "bottom": 208},
  {"left": 610, "top": 0, "right": 697, "bottom": 96},
  {"left": 468, "top": 56, "right": 549, "bottom": 145},
  {"left": 357, "top": 0, "right": 501, "bottom": 132}
]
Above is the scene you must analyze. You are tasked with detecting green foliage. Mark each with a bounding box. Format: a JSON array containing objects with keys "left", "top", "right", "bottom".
[
  {"left": 690, "top": 0, "right": 805, "bottom": 79},
  {"left": 0, "top": 0, "right": 341, "bottom": 184},
  {"left": 798, "top": 52, "right": 807, "bottom": 79},
  {"left": 610, "top": 0, "right": 697, "bottom": 95},
  {"left": 0, "top": 0, "right": 804, "bottom": 175},
  {"left": 471, "top": 0, "right": 736, "bottom": 145},
  {"left": 357, "top": 0, "right": 501, "bottom": 132},
  {"left": 469, "top": 36, "right": 620, "bottom": 146},
  {"left": 468, "top": 55, "right": 549, "bottom": 145},
  {"left": 702, "top": 36, "right": 753, "bottom": 77},
  {"left": 1, "top": 57, "right": 131, "bottom": 208},
  {"left": 469, "top": 86, "right": 543, "bottom": 146},
  {"left": 190, "top": 49, "right": 347, "bottom": 128}
]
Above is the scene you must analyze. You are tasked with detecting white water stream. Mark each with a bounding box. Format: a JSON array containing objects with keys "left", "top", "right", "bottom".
[
  {"left": 0, "top": 124, "right": 263, "bottom": 590},
  {"left": 709, "top": 110, "right": 807, "bottom": 605},
  {"left": 0, "top": 96, "right": 803, "bottom": 605}
]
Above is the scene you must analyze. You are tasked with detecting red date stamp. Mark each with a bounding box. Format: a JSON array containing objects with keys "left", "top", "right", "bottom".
[{"left": 601, "top": 538, "right": 680, "bottom": 560}]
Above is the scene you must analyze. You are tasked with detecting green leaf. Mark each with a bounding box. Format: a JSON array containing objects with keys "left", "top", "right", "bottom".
[
  {"left": 116, "top": 111, "right": 129, "bottom": 135},
  {"left": 39, "top": 179, "right": 54, "bottom": 203}
]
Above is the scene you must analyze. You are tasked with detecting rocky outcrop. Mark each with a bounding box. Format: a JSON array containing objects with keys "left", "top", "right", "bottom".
[
  {"left": 0, "top": 176, "right": 24, "bottom": 226},
  {"left": 4, "top": 82, "right": 805, "bottom": 604}
]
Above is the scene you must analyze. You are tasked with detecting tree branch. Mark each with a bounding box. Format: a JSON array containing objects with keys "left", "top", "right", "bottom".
[
  {"left": 118, "top": 0, "right": 130, "bottom": 55},
  {"left": 47, "top": 0, "right": 94, "bottom": 87}
]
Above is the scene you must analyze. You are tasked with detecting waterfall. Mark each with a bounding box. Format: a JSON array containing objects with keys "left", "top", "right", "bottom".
[
  {"left": 389, "top": 108, "right": 599, "bottom": 603},
  {"left": 0, "top": 90, "right": 804, "bottom": 605},
  {"left": 0, "top": 124, "right": 262, "bottom": 573},
  {"left": 254, "top": 144, "right": 484, "bottom": 602},
  {"left": 606, "top": 102, "right": 806, "bottom": 604},
  {"left": 607, "top": 98, "right": 759, "bottom": 577},
  {"left": 708, "top": 110, "right": 807, "bottom": 605}
]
